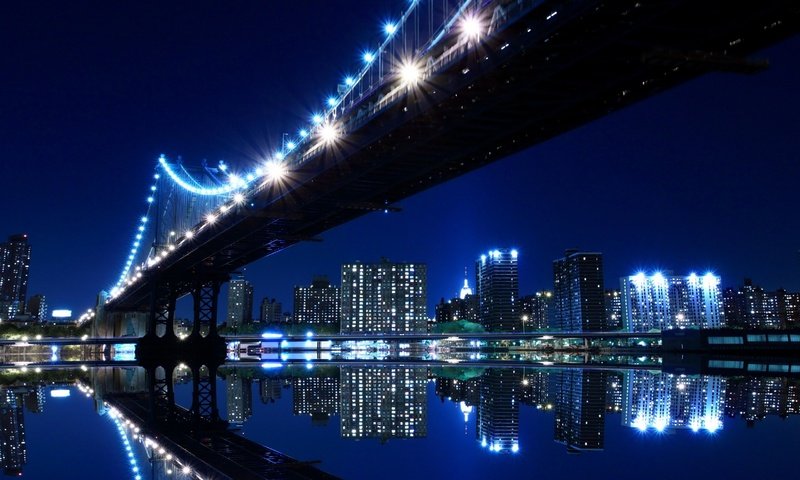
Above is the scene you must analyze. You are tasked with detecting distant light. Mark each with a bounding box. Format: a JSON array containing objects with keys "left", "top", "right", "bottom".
[
  {"left": 510, "top": 249, "right": 519, "bottom": 258},
  {"left": 52, "top": 309, "right": 72, "bottom": 319},
  {"left": 50, "top": 389, "right": 70, "bottom": 398},
  {"left": 274, "top": 151, "right": 285, "bottom": 160},
  {"left": 306, "top": 331, "right": 314, "bottom": 338},
  {"left": 286, "top": 141, "right": 296, "bottom": 150},
  {"left": 344, "top": 76, "right": 355, "bottom": 86},
  {"left": 511, "top": 443, "right": 519, "bottom": 453},
  {"left": 312, "top": 114, "right": 323, "bottom": 124},
  {"left": 219, "top": 163, "right": 228, "bottom": 172},
  {"left": 327, "top": 96, "right": 337, "bottom": 107},
  {"left": 261, "top": 362, "right": 283, "bottom": 369},
  {"left": 261, "top": 332, "right": 283, "bottom": 339},
  {"left": 147, "top": 197, "right": 154, "bottom": 203},
  {"left": 299, "top": 129, "right": 309, "bottom": 138},
  {"left": 384, "top": 22, "right": 397, "bottom": 35},
  {"left": 363, "top": 51, "right": 375, "bottom": 63},
  {"left": 140, "top": 216, "right": 147, "bottom": 223}
]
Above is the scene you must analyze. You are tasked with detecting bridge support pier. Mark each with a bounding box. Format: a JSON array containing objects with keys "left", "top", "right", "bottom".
[
  {"left": 190, "top": 363, "right": 220, "bottom": 424},
  {"left": 190, "top": 279, "right": 223, "bottom": 340},
  {"left": 144, "top": 281, "right": 178, "bottom": 340}
]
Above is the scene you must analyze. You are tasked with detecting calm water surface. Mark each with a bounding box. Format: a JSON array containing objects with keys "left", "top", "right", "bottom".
[{"left": 5, "top": 362, "right": 798, "bottom": 479}]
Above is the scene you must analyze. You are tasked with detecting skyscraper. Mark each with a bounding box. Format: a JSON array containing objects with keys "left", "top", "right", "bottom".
[
  {"left": 553, "top": 370, "right": 606, "bottom": 452},
  {"left": 552, "top": 250, "right": 605, "bottom": 331},
  {"left": 621, "top": 271, "right": 724, "bottom": 332},
  {"left": 723, "top": 279, "right": 797, "bottom": 329},
  {"left": 226, "top": 276, "right": 253, "bottom": 329},
  {"left": 0, "top": 235, "right": 32, "bottom": 321},
  {"left": 0, "top": 388, "right": 26, "bottom": 475},
  {"left": 604, "top": 290, "right": 622, "bottom": 331},
  {"left": 26, "top": 294, "right": 47, "bottom": 323},
  {"left": 340, "top": 259, "right": 427, "bottom": 334},
  {"left": 293, "top": 276, "right": 340, "bottom": 327},
  {"left": 226, "top": 370, "right": 253, "bottom": 425},
  {"left": 477, "top": 369, "right": 521, "bottom": 453},
  {"left": 476, "top": 249, "right": 519, "bottom": 332}
]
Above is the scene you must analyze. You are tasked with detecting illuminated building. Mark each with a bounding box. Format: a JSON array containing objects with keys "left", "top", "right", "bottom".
[
  {"left": 340, "top": 260, "right": 427, "bottom": 334},
  {"left": 605, "top": 372, "right": 624, "bottom": 413},
  {"left": 293, "top": 276, "right": 340, "bottom": 327},
  {"left": 260, "top": 298, "right": 282, "bottom": 324},
  {"left": 476, "top": 249, "right": 520, "bottom": 332},
  {"left": 621, "top": 271, "right": 724, "bottom": 332},
  {"left": 340, "top": 367, "right": 427, "bottom": 440},
  {"left": 478, "top": 369, "right": 521, "bottom": 453},
  {"left": 25, "top": 294, "right": 47, "bottom": 323},
  {"left": 554, "top": 370, "right": 605, "bottom": 452},
  {"left": 226, "top": 276, "right": 254, "bottom": 328},
  {"left": 0, "top": 234, "right": 31, "bottom": 322},
  {"left": 292, "top": 376, "right": 340, "bottom": 426},
  {"left": 622, "top": 372, "right": 725, "bottom": 433},
  {"left": 518, "top": 291, "right": 553, "bottom": 331},
  {"left": 725, "top": 377, "right": 800, "bottom": 426},
  {"left": 723, "top": 279, "right": 799, "bottom": 329},
  {"left": 226, "top": 370, "right": 253, "bottom": 425},
  {"left": 604, "top": 290, "right": 622, "bottom": 331},
  {"left": 552, "top": 250, "right": 605, "bottom": 331},
  {"left": 435, "top": 272, "right": 480, "bottom": 324},
  {"left": 519, "top": 370, "right": 550, "bottom": 408}
]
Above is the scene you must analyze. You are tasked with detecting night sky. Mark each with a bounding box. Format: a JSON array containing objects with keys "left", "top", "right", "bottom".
[{"left": 1, "top": 1, "right": 798, "bottom": 315}]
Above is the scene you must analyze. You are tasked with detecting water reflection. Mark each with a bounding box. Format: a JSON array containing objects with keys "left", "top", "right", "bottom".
[{"left": 0, "top": 360, "right": 799, "bottom": 478}]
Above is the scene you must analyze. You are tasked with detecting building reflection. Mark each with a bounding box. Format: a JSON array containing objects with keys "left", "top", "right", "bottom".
[
  {"left": 554, "top": 370, "right": 606, "bottom": 452},
  {"left": 340, "top": 367, "right": 427, "bottom": 441},
  {"left": 477, "top": 368, "right": 521, "bottom": 453}
]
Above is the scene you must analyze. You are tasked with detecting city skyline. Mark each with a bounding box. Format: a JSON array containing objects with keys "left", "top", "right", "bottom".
[{"left": 0, "top": 2, "right": 798, "bottom": 314}]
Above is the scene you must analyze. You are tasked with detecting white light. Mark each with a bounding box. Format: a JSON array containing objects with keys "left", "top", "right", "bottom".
[
  {"left": 511, "top": 249, "right": 519, "bottom": 258},
  {"left": 286, "top": 141, "right": 296, "bottom": 150},
  {"left": 205, "top": 213, "right": 217, "bottom": 224},
  {"left": 182, "top": 466, "right": 191, "bottom": 475},
  {"left": 299, "top": 129, "right": 309, "bottom": 138},
  {"left": 312, "top": 114, "right": 323, "bottom": 124},
  {"left": 363, "top": 51, "right": 375, "bottom": 63},
  {"left": 141, "top": 216, "right": 147, "bottom": 223},
  {"left": 264, "top": 160, "right": 287, "bottom": 180},
  {"left": 384, "top": 22, "right": 397, "bottom": 35},
  {"left": 319, "top": 122, "right": 339, "bottom": 144},
  {"left": 233, "top": 193, "right": 245, "bottom": 204},
  {"left": 327, "top": 96, "right": 337, "bottom": 107},
  {"left": 460, "top": 15, "right": 483, "bottom": 40},
  {"left": 50, "top": 389, "right": 71, "bottom": 398},
  {"left": 399, "top": 62, "right": 421, "bottom": 85},
  {"left": 344, "top": 76, "right": 355, "bottom": 86},
  {"left": 185, "top": 230, "right": 194, "bottom": 239},
  {"left": 147, "top": 197, "right": 154, "bottom": 203}
]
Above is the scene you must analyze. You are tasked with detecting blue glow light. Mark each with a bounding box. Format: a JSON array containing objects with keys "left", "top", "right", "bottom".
[
  {"left": 510, "top": 249, "right": 519, "bottom": 258},
  {"left": 327, "top": 96, "right": 337, "bottom": 107},
  {"left": 299, "top": 129, "right": 309, "bottom": 138},
  {"left": 384, "top": 22, "right": 397, "bottom": 35},
  {"left": 140, "top": 216, "right": 147, "bottom": 223},
  {"left": 363, "top": 51, "right": 375, "bottom": 63},
  {"left": 261, "top": 332, "right": 283, "bottom": 339},
  {"left": 306, "top": 331, "right": 314, "bottom": 338},
  {"left": 159, "top": 155, "right": 241, "bottom": 196},
  {"left": 147, "top": 197, "right": 153, "bottom": 203},
  {"left": 312, "top": 114, "right": 323, "bottom": 124},
  {"left": 286, "top": 141, "right": 296, "bottom": 150},
  {"left": 344, "top": 76, "right": 355, "bottom": 86},
  {"left": 261, "top": 362, "right": 283, "bottom": 369}
]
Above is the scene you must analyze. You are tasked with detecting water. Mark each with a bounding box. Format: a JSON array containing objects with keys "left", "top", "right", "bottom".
[{"left": 3, "top": 361, "right": 798, "bottom": 479}]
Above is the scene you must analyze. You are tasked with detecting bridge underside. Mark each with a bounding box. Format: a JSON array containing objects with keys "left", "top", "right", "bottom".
[{"left": 108, "top": 0, "right": 798, "bottom": 312}]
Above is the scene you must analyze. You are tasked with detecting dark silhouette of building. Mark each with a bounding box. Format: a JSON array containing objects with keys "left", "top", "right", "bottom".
[
  {"left": 477, "top": 369, "right": 521, "bottom": 453},
  {"left": 476, "top": 249, "right": 520, "bottom": 332},
  {"left": 260, "top": 298, "right": 283, "bottom": 324},
  {"left": 553, "top": 370, "right": 606, "bottom": 452},
  {"left": 552, "top": 250, "right": 605, "bottom": 331},
  {"left": 518, "top": 291, "right": 553, "bottom": 331},
  {"left": 226, "top": 370, "right": 253, "bottom": 425},
  {"left": 226, "top": 276, "right": 254, "bottom": 328},
  {"left": 259, "top": 378, "right": 283, "bottom": 404},
  {"left": 604, "top": 290, "right": 622, "bottom": 331},
  {"left": 25, "top": 294, "right": 47, "bottom": 323},
  {"left": 723, "top": 279, "right": 799, "bottom": 329},
  {"left": 0, "top": 388, "right": 26, "bottom": 475},
  {"left": 292, "top": 376, "right": 340, "bottom": 426}
]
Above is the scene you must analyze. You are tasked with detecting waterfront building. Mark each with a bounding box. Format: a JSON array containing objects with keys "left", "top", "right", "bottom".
[
  {"left": 519, "top": 370, "right": 551, "bottom": 408},
  {"left": 621, "top": 271, "right": 724, "bottom": 332},
  {"left": 292, "top": 376, "right": 340, "bottom": 426},
  {"left": 552, "top": 250, "right": 605, "bottom": 331},
  {"left": 340, "top": 259, "right": 427, "bottom": 334},
  {"left": 226, "top": 276, "right": 253, "bottom": 328},
  {"left": 259, "top": 378, "right": 282, "bottom": 404},
  {"left": 554, "top": 370, "right": 606, "bottom": 452},
  {"left": 476, "top": 249, "right": 519, "bottom": 332},
  {"left": 340, "top": 367, "right": 427, "bottom": 440},
  {"left": 477, "top": 369, "right": 521, "bottom": 453},
  {"left": 293, "top": 276, "right": 340, "bottom": 327},
  {"left": 25, "top": 294, "right": 47, "bottom": 323},
  {"left": 260, "top": 298, "right": 283, "bottom": 324},
  {"left": 0, "top": 388, "right": 26, "bottom": 475},
  {"left": 0, "top": 234, "right": 31, "bottom": 322},
  {"left": 604, "top": 290, "right": 623, "bottom": 331},
  {"left": 723, "top": 279, "right": 799, "bottom": 329},
  {"left": 518, "top": 291, "right": 552, "bottom": 331},
  {"left": 724, "top": 377, "right": 800, "bottom": 426}
]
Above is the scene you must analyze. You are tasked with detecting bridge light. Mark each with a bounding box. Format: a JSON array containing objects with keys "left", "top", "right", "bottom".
[
  {"left": 384, "top": 22, "right": 397, "bottom": 35},
  {"left": 327, "top": 96, "right": 337, "bottom": 107},
  {"left": 344, "top": 76, "right": 355, "bottom": 86},
  {"left": 147, "top": 196, "right": 154, "bottom": 203},
  {"left": 399, "top": 61, "right": 421, "bottom": 86},
  {"left": 286, "top": 141, "right": 296, "bottom": 150},
  {"left": 312, "top": 113, "right": 323, "bottom": 125},
  {"left": 141, "top": 216, "right": 147, "bottom": 223},
  {"left": 264, "top": 160, "right": 287, "bottom": 180},
  {"left": 205, "top": 213, "right": 217, "bottom": 224},
  {"left": 233, "top": 193, "right": 245, "bottom": 204},
  {"left": 299, "top": 129, "right": 309, "bottom": 138},
  {"left": 319, "top": 122, "right": 339, "bottom": 144},
  {"left": 182, "top": 466, "right": 191, "bottom": 475},
  {"left": 363, "top": 51, "right": 375, "bottom": 63},
  {"left": 460, "top": 15, "right": 483, "bottom": 41},
  {"left": 150, "top": 185, "right": 156, "bottom": 191},
  {"left": 184, "top": 230, "right": 194, "bottom": 239}
]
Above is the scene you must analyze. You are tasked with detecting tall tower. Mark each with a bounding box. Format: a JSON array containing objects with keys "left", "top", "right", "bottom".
[
  {"left": 476, "top": 249, "right": 519, "bottom": 332},
  {"left": 552, "top": 249, "right": 605, "bottom": 331},
  {"left": 0, "top": 234, "right": 32, "bottom": 321},
  {"left": 226, "top": 276, "right": 254, "bottom": 329}
]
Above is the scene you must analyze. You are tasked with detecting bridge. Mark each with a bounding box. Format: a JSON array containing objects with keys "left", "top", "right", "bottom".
[{"left": 92, "top": 0, "right": 798, "bottom": 340}]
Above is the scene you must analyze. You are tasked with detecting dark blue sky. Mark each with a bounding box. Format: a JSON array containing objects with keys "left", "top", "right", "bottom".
[{"left": 1, "top": 1, "right": 798, "bottom": 314}]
